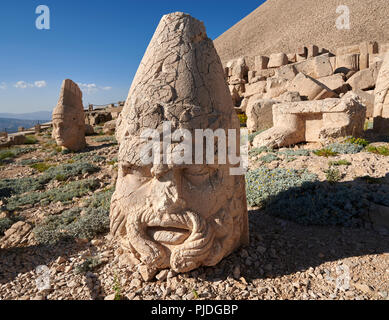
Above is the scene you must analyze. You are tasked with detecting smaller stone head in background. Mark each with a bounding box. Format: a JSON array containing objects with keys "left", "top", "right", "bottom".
[{"left": 52, "top": 79, "right": 86, "bottom": 151}]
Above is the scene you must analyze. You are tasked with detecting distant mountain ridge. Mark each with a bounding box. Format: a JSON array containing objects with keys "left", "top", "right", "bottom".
[
  {"left": 0, "top": 111, "right": 52, "bottom": 121},
  {"left": 0, "top": 118, "right": 49, "bottom": 134}
]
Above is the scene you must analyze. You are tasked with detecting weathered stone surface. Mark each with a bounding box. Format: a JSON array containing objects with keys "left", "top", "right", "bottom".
[
  {"left": 317, "top": 74, "right": 349, "bottom": 95},
  {"left": 287, "top": 73, "right": 337, "bottom": 100},
  {"left": 307, "top": 45, "right": 319, "bottom": 58},
  {"left": 1, "top": 221, "right": 33, "bottom": 249},
  {"left": 374, "top": 52, "right": 389, "bottom": 133},
  {"left": 110, "top": 12, "right": 249, "bottom": 279},
  {"left": 359, "top": 41, "right": 379, "bottom": 55},
  {"left": 347, "top": 62, "right": 381, "bottom": 90},
  {"left": 268, "top": 53, "right": 288, "bottom": 68},
  {"left": 103, "top": 120, "right": 117, "bottom": 135},
  {"left": 354, "top": 89, "right": 375, "bottom": 118},
  {"left": 264, "top": 77, "right": 289, "bottom": 99},
  {"left": 244, "top": 81, "right": 266, "bottom": 98},
  {"left": 52, "top": 79, "right": 86, "bottom": 151},
  {"left": 275, "top": 64, "right": 298, "bottom": 80},
  {"left": 226, "top": 57, "right": 248, "bottom": 80},
  {"left": 253, "top": 92, "right": 366, "bottom": 149},
  {"left": 246, "top": 99, "right": 278, "bottom": 133},
  {"left": 292, "top": 54, "right": 333, "bottom": 79},
  {"left": 255, "top": 55, "right": 269, "bottom": 71},
  {"left": 85, "top": 124, "right": 95, "bottom": 136}
]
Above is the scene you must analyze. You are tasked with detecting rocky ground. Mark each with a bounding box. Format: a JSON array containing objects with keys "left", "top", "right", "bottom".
[{"left": 0, "top": 127, "right": 388, "bottom": 300}]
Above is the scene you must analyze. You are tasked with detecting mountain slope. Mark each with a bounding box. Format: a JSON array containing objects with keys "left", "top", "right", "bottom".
[
  {"left": 214, "top": 0, "right": 389, "bottom": 64},
  {"left": 0, "top": 111, "right": 52, "bottom": 121}
]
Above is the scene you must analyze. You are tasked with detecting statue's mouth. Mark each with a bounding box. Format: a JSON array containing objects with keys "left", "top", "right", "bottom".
[{"left": 147, "top": 226, "right": 190, "bottom": 245}]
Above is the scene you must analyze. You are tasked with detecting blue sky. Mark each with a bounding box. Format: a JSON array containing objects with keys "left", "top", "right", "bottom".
[{"left": 0, "top": 0, "right": 265, "bottom": 114}]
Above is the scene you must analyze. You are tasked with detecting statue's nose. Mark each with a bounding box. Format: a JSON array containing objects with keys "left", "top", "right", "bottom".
[{"left": 152, "top": 166, "right": 187, "bottom": 211}]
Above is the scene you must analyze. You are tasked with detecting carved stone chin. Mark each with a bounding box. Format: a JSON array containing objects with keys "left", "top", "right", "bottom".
[
  {"left": 110, "top": 12, "right": 249, "bottom": 281},
  {"left": 52, "top": 79, "right": 86, "bottom": 152}
]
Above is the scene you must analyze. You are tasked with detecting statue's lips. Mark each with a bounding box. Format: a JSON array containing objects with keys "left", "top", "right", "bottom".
[
  {"left": 144, "top": 215, "right": 192, "bottom": 245},
  {"left": 147, "top": 226, "right": 190, "bottom": 245}
]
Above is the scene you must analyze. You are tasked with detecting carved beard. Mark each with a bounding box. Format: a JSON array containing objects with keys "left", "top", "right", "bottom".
[{"left": 110, "top": 190, "right": 242, "bottom": 274}]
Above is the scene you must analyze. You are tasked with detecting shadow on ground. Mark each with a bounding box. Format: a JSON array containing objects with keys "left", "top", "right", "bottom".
[
  {"left": 191, "top": 174, "right": 389, "bottom": 282},
  {"left": 0, "top": 240, "right": 87, "bottom": 285}
]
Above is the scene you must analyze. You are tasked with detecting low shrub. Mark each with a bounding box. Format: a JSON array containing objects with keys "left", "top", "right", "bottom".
[
  {"left": 30, "top": 162, "right": 56, "bottom": 173},
  {"left": 327, "top": 142, "right": 364, "bottom": 155},
  {"left": 25, "top": 135, "right": 38, "bottom": 145},
  {"left": 313, "top": 149, "right": 339, "bottom": 158},
  {"left": 345, "top": 137, "right": 369, "bottom": 147},
  {"left": 259, "top": 153, "right": 280, "bottom": 163},
  {"left": 33, "top": 206, "right": 110, "bottom": 245},
  {"left": 249, "top": 146, "right": 271, "bottom": 158},
  {"left": 75, "top": 257, "right": 103, "bottom": 274},
  {"left": 6, "top": 179, "right": 100, "bottom": 211},
  {"left": 366, "top": 145, "right": 389, "bottom": 156},
  {"left": 246, "top": 167, "right": 318, "bottom": 208},
  {"left": 238, "top": 113, "right": 248, "bottom": 127},
  {"left": 324, "top": 168, "right": 342, "bottom": 184},
  {"left": 278, "top": 149, "right": 311, "bottom": 157},
  {"left": 94, "top": 136, "right": 117, "bottom": 144},
  {"left": 329, "top": 160, "right": 352, "bottom": 167},
  {"left": 0, "top": 162, "right": 99, "bottom": 200},
  {"left": 0, "top": 217, "right": 13, "bottom": 236}
]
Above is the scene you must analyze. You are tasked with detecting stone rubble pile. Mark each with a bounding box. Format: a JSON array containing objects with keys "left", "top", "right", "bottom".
[{"left": 225, "top": 41, "right": 389, "bottom": 147}]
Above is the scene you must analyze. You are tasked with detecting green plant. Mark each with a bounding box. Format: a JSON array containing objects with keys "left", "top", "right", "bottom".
[
  {"left": 30, "top": 162, "right": 56, "bottom": 173},
  {"left": 113, "top": 274, "right": 123, "bottom": 300},
  {"left": 0, "top": 217, "right": 13, "bottom": 236},
  {"left": 192, "top": 289, "right": 199, "bottom": 300},
  {"left": 329, "top": 160, "right": 352, "bottom": 167},
  {"left": 259, "top": 153, "right": 280, "bottom": 163},
  {"left": 25, "top": 135, "right": 38, "bottom": 145},
  {"left": 249, "top": 146, "right": 271, "bottom": 158},
  {"left": 6, "top": 179, "right": 100, "bottom": 211},
  {"left": 366, "top": 145, "right": 389, "bottom": 156},
  {"left": 238, "top": 113, "right": 248, "bottom": 127},
  {"left": 33, "top": 205, "right": 109, "bottom": 244},
  {"left": 327, "top": 142, "right": 364, "bottom": 154},
  {"left": 324, "top": 168, "right": 342, "bottom": 184},
  {"left": 248, "top": 131, "right": 265, "bottom": 144},
  {"left": 94, "top": 136, "right": 117, "bottom": 144},
  {"left": 278, "top": 149, "right": 311, "bottom": 157},
  {"left": 345, "top": 137, "right": 369, "bottom": 147},
  {"left": 0, "top": 151, "right": 15, "bottom": 161},
  {"left": 246, "top": 168, "right": 318, "bottom": 208},
  {"left": 75, "top": 257, "right": 102, "bottom": 274},
  {"left": 313, "top": 149, "right": 339, "bottom": 158}
]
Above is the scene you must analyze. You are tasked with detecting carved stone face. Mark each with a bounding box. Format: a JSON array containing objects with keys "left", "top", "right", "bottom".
[
  {"left": 52, "top": 110, "right": 85, "bottom": 150},
  {"left": 52, "top": 79, "right": 86, "bottom": 151},
  {"left": 111, "top": 158, "right": 247, "bottom": 275}
]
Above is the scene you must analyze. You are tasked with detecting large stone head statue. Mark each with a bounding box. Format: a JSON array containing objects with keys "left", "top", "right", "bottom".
[
  {"left": 110, "top": 12, "right": 249, "bottom": 280},
  {"left": 52, "top": 79, "right": 86, "bottom": 151}
]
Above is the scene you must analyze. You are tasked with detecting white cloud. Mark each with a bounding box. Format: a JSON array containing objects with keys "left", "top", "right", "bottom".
[
  {"left": 14, "top": 80, "right": 47, "bottom": 89},
  {"left": 0, "top": 82, "right": 6, "bottom": 90},
  {"left": 34, "top": 80, "right": 47, "bottom": 88},
  {"left": 78, "top": 83, "right": 113, "bottom": 95},
  {"left": 14, "top": 81, "right": 33, "bottom": 89}
]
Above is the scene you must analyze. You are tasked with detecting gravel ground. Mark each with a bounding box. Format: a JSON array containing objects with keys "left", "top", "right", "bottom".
[{"left": 0, "top": 133, "right": 388, "bottom": 300}]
